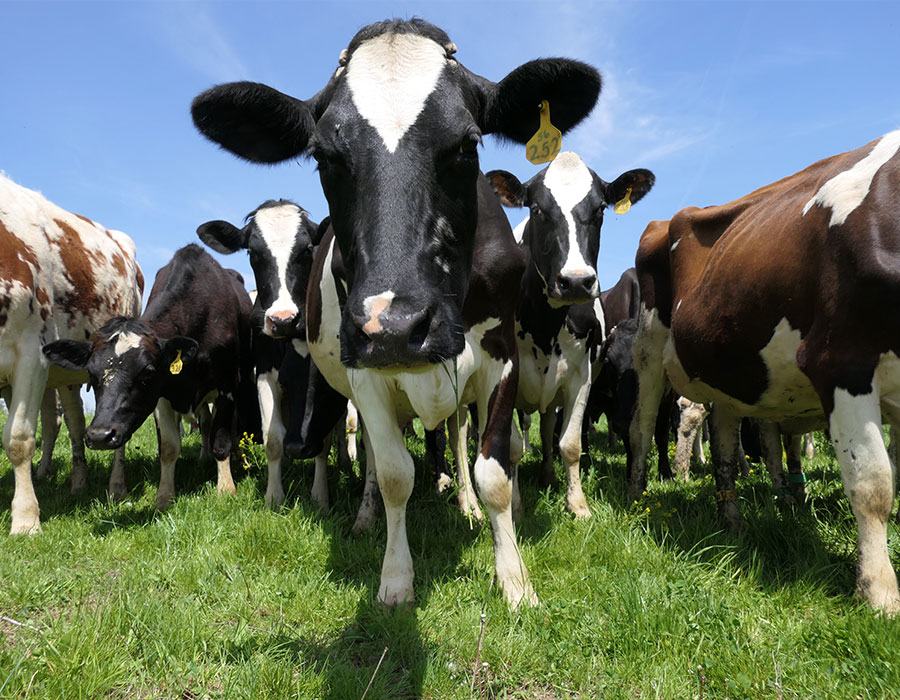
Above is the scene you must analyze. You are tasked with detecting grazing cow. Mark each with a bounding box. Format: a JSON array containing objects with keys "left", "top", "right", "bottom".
[
  {"left": 487, "top": 153, "right": 654, "bottom": 517},
  {"left": 1, "top": 174, "right": 142, "bottom": 533},
  {"left": 44, "top": 244, "right": 254, "bottom": 511},
  {"left": 196, "top": 199, "right": 347, "bottom": 510},
  {"left": 191, "top": 18, "right": 602, "bottom": 607},
  {"left": 629, "top": 130, "right": 900, "bottom": 613}
]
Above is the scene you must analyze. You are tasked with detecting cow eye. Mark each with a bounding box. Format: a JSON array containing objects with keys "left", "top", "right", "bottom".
[
  {"left": 530, "top": 202, "right": 543, "bottom": 217},
  {"left": 138, "top": 365, "right": 155, "bottom": 384},
  {"left": 459, "top": 132, "right": 481, "bottom": 157}
]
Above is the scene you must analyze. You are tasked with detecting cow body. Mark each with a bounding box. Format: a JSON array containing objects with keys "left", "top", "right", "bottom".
[
  {"left": 192, "top": 18, "right": 603, "bottom": 607},
  {"left": 488, "top": 152, "right": 654, "bottom": 518},
  {"left": 629, "top": 130, "right": 900, "bottom": 612},
  {"left": 44, "top": 245, "right": 254, "bottom": 511},
  {"left": 1, "top": 174, "right": 142, "bottom": 533}
]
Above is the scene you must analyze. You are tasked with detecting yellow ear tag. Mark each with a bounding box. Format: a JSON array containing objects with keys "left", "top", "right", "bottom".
[
  {"left": 169, "top": 349, "right": 183, "bottom": 375},
  {"left": 614, "top": 187, "right": 633, "bottom": 215},
  {"left": 525, "top": 100, "right": 562, "bottom": 165}
]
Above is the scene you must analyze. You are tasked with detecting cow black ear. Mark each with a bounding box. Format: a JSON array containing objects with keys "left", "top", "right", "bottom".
[
  {"left": 481, "top": 59, "right": 601, "bottom": 144},
  {"left": 197, "top": 220, "right": 248, "bottom": 254},
  {"left": 163, "top": 337, "right": 200, "bottom": 369},
  {"left": 485, "top": 170, "right": 527, "bottom": 208},
  {"left": 606, "top": 169, "right": 656, "bottom": 209},
  {"left": 311, "top": 217, "right": 331, "bottom": 246},
  {"left": 192, "top": 81, "right": 315, "bottom": 164},
  {"left": 43, "top": 339, "right": 92, "bottom": 371}
]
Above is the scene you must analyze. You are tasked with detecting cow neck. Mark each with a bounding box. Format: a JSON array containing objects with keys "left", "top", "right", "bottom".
[{"left": 517, "top": 250, "right": 569, "bottom": 356}]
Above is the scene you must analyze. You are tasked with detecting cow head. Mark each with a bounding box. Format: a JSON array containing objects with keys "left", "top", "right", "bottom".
[
  {"left": 43, "top": 318, "right": 198, "bottom": 449},
  {"left": 197, "top": 200, "right": 321, "bottom": 339},
  {"left": 191, "top": 18, "right": 601, "bottom": 368},
  {"left": 487, "top": 152, "right": 654, "bottom": 306}
]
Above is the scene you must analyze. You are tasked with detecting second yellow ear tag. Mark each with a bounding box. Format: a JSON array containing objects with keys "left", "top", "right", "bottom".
[
  {"left": 526, "top": 100, "right": 562, "bottom": 165},
  {"left": 169, "top": 349, "right": 183, "bottom": 375},
  {"left": 614, "top": 187, "right": 633, "bottom": 215}
]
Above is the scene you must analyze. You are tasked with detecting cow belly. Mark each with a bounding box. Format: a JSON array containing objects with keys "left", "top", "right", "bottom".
[{"left": 664, "top": 317, "right": 822, "bottom": 422}]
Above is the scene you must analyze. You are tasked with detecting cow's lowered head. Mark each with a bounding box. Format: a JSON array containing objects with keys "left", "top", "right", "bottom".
[
  {"left": 191, "top": 18, "right": 601, "bottom": 369},
  {"left": 43, "top": 318, "right": 198, "bottom": 449},
  {"left": 488, "top": 153, "right": 654, "bottom": 306}
]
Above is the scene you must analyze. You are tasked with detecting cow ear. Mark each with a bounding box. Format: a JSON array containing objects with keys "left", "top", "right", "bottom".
[
  {"left": 481, "top": 59, "right": 601, "bottom": 144},
  {"left": 43, "top": 339, "right": 92, "bottom": 371},
  {"left": 485, "top": 170, "right": 527, "bottom": 208},
  {"left": 192, "top": 81, "right": 315, "bottom": 164},
  {"left": 162, "top": 337, "right": 200, "bottom": 371},
  {"left": 311, "top": 217, "right": 331, "bottom": 246},
  {"left": 197, "top": 220, "right": 248, "bottom": 254},
  {"left": 606, "top": 169, "right": 655, "bottom": 209}
]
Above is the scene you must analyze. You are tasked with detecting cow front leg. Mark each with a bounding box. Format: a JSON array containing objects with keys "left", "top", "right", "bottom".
[
  {"left": 210, "top": 393, "right": 237, "bottom": 496},
  {"left": 257, "top": 369, "right": 286, "bottom": 508},
  {"left": 558, "top": 378, "right": 591, "bottom": 519},
  {"left": 474, "top": 359, "right": 537, "bottom": 608},
  {"left": 310, "top": 439, "right": 330, "bottom": 512},
  {"left": 154, "top": 399, "right": 182, "bottom": 510},
  {"left": 57, "top": 385, "right": 88, "bottom": 494},
  {"left": 109, "top": 446, "right": 127, "bottom": 501},
  {"left": 538, "top": 410, "right": 556, "bottom": 488},
  {"left": 35, "top": 388, "right": 60, "bottom": 481},
  {"left": 674, "top": 399, "right": 708, "bottom": 480},
  {"left": 830, "top": 389, "right": 899, "bottom": 614},
  {"left": 758, "top": 420, "right": 792, "bottom": 505},
  {"left": 6, "top": 360, "right": 46, "bottom": 534},
  {"left": 708, "top": 404, "right": 744, "bottom": 530},
  {"left": 784, "top": 433, "right": 808, "bottom": 502},
  {"left": 509, "top": 416, "right": 524, "bottom": 522},
  {"left": 352, "top": 424, "right": 381, "bottom": 534}
]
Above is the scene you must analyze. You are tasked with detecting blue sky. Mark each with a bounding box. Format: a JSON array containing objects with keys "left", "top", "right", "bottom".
[{"left": 4, "top": 1, "right": 900, "bottom": 294}]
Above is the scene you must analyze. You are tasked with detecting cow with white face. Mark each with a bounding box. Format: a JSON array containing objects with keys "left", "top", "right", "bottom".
[
  {"left": 1, "top": 173, "right": 142, "bottom": 534},
  {"left": 197, "top": 200, "right": 347, "bottom": 510},
  {"left": 192, "top": 18, "right": 602, "bottom": 608},
  {"left": 488, "top": 153, "right": 654, "bottom": 517}
]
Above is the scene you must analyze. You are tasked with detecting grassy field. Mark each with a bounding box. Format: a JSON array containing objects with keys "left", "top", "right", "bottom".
[{"left": 1, "top": 412, "right": 899, "bottom": 699}]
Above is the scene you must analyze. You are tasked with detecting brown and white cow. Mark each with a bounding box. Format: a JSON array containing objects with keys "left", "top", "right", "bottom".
[
  {"left": 191, "top": 18, "right": 601, "bottom": 607},
  {"left": 629, "top": 130, "right": 900, "bottom": 613},
  {"left": 0, "top": 173, "right": 143, "bottom": 534}
]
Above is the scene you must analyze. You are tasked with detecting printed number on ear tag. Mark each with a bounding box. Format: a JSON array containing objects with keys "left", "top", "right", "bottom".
[
  {"left": 169, "top": 349, "right": 183, "bottom": 375},
  {"left": 614, "top": 187, "right": 633, "bottom": 215},
  {"left": 526, "top": 100, "right": 562, "bottom": 165}
]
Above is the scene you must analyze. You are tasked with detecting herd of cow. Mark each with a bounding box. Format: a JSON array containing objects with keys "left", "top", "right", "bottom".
[{"left": 2, "top": 18, "right": 899, "bottom": 615}]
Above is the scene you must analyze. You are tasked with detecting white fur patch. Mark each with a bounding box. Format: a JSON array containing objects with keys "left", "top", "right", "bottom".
[
  {"left": 346, "top": 32, "right": 447, "bottom": 153},
  {"left": 513, "top": 217, "right": 529, "bottom": 245},
  {"left": 542, "top": 152, "right": 594, "bottom": 276},
  {"left": 254, "top": 204, "right": 303, "bottom": 326},
  {"left": 113, "top": 331, "right": 142, "bottom": 356},
  {"left": 803, "top": 129, "right": 900, "bottom": 228}
]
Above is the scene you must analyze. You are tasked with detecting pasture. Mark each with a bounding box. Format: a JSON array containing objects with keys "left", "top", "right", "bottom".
[{"left": 1, "top": 412, "right": 898, "bottom": 699}]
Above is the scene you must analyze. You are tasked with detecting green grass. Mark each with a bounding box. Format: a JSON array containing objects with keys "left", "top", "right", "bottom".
[{"left": 1, "top": 416, "right": 898, "bottom": 699}]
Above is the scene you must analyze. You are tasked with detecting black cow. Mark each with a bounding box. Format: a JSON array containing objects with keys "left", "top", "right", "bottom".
[
  {"left": 191, "top": 18, "right": 601, "bottom": 608},
  {"left": 488, "top": 152, "right": 654, "bottom": 518},
  {"left": 43, "top": 244, "right": 255, "bottom": 510}
]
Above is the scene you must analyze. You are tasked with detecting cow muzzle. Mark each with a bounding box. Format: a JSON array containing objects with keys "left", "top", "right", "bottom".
[
  {"left": 553, "top": 270, "right": 599, "bottom": 304},
  {"left": 264, "top": 309, "right": 302, "bottom": 338},
  {"left": 85, "top": 423, "right": 125, "bottom": 450}
]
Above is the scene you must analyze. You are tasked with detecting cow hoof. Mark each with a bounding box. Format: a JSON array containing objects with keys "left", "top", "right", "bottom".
[
  {"left": 435, "top": 473, "right": 452, "bottom": 493},
  {"left": 503, "top": 580, "right": 539, "bottom": 609},
  {"left": 717, "top": 500, "right": 744, "bottom": 531},
  {"left": 217, "top": 482, "right": 237, "bottom": 496},
  {"left": 378, "top": 582, "right": 414, "bottom": 608},
  {"left": 108, "top": 482, "right": 127, "bottom": 501},
  {"left": 265, "top": 487, "right": 286, "bottom": 510},
  {"left": 567, "top": 501, "right": 592, "bottom": 519},
  {"left": 155, "top": 493, "right": 175, "bottom": 510},
  {"left": 70, "top": 474, "right": 87, "bottom": 496},
  {"left": 10, "top": 519, "right": 41, "bottom": 535}
]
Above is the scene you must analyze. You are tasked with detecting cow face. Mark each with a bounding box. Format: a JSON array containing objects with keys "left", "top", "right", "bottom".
[
  {"left": 197, "top": 200, "right": 320, "bottom": 339},
  {"left": 191, "top": 18, "right": 601, "bottom": 369},
  {"left": 43, "top": 318, "right": 198, "bottom": 449},
  {"left": 488, "top": 154, "right": 654, "bottom": 306}
]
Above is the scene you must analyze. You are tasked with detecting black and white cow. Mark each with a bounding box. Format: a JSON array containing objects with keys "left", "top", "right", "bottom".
[
  {"left": 191, "top": 18, "right": 601, "bottom": 607},
  {"left": 487, "top": 152, "right": 654, "bottom": 518},
  {"left": 43, "top": 244, "right": 255, "bottom": 511},
  {"left": 197, "top": 199, "right": 347, "bottom": 511}
]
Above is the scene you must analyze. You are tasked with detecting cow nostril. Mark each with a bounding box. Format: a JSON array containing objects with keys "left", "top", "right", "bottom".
[
  {"left": 558, "top": 276, "right": 571, "bottom": 292},
  {"left": 408, "top": 314, "right": 430, "bottom": 350}
]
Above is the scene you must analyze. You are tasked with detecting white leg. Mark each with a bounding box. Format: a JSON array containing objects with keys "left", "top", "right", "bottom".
[
  {"left": 352, "top": 425, "right": 381, "bottom": 534},
  {"left": 509, "top": 417, "right": 524, "bottom": 522},
  {"left": 257, "top": 370, "right": 286, "bottom": 509},
  {"left": 346, "top": 401, "right": 359, "bottom": 462},
  {"left": 447, "top": 410, "right": 483, "bottom": 524},
  {"left": 558, "top": 375, "right": 591, "bottom": 519},
  {"left": 758, "top": 420, "right": 792, "bottom": 504},
  {"left": 674, "top": 399, "right": 707, "bottom": 480},
  {"left": 57, "top": 385, "right": 88, "bottom": 495},
  {"left": 35, "top": 388, "right": 60, "bottom": 481},
  {"left": 520, "top": 411, "right": 532, "bottom": 453},
  {"left": 6, "top": 359, "right": 46, "bottom": 534},
  {"left": 830, "top": 388, "right": 899, "bottom": 614},
  {"left": 154, "top": 399, "right": 182, "bottom": 510}
]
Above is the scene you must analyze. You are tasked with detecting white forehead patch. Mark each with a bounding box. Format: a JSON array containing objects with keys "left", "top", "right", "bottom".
[
  {"left": 542, "top": 151, "right": 595, "bottom": 275},
  {"left": 346, "top": 32, "right": 447, "bottom": 153},
  {"left": 803, "top": 129, "right": 900, "bottom": 228},
  {"left": 113, "top": 331, "right": 142, "bottom": 356},
  {"left": 254, "top": 204, "right": 303, "bottom": 317}
]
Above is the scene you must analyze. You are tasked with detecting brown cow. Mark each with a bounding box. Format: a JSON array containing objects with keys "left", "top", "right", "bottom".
[
  {"left": 1, "top": 173, "right": 143, "bottom": 534},
  {"left": 629, "top": 130, "right": 900, "bottom": 613}
]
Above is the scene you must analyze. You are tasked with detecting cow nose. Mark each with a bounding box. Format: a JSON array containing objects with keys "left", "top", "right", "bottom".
[
  {"left": 86, "top": 425, "right": 120, "bottom": 450},
  {"left": 557, "top": 270, "right": 598, "bottom": 301},
  {"left": 265, "top": 310, "right": 297, "bottom": 337},
  {"left": 357, "top": 306, "right": 431, "bottom": 349}
]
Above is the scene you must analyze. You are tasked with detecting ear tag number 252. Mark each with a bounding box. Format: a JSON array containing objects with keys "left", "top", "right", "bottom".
[{"left": 526, "top": 100, "right": 561, "bottom": 165}]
